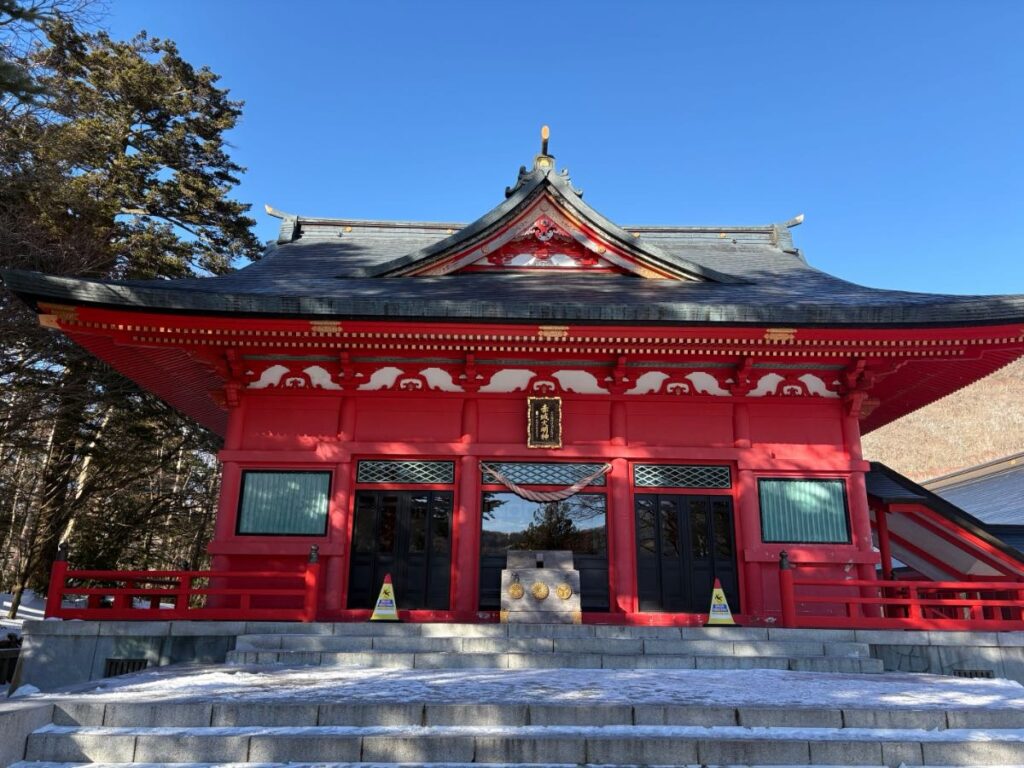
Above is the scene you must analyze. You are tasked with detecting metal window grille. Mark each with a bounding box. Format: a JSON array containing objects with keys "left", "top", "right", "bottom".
[
  {"left": 633, "top": 464, "right": 732, "bottom": 489},
  {"left": 357, "top": 460, "right": 455, "bottom": 485},
  {"left": 104, "top": 658, "right": 149, "bottom": 678},
  {"left": 481, "top": 462, "right": 607, "bottom": 487}
]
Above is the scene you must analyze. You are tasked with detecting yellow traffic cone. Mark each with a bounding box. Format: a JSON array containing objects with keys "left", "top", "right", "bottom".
[
  {"left": 370, "top": 573, "right": 400, "bottom": 621},
  {"left": 705, "top": 578, "right": 737, "bottom": 626}
]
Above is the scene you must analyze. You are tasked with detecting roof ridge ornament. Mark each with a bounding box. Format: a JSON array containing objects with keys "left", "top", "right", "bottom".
[
  {"left": 505, "top": 125, "right": 583, "bottom": 198},
  {"left": 535, "top": 125, "right": 554, "bottom": 171}
]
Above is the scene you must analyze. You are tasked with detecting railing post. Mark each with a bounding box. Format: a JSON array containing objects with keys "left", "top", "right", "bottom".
[
  {"left": 45, "top": 544, "right": 69, "bottom": 618},
  {"left": 778, "top": 550, "right": 797, "bottom": 628},
  {"left": 304, "top": 545, "right": 321, "bottom": 623},
  {"left": 906, "top": 584, "right": 922, "bottom": 622},
  {"left": 175, "top": 573, "right": 190, "bottom": 619}
]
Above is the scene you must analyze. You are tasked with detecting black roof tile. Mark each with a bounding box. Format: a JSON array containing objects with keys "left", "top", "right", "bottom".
[{"left": 5, "top": 163, "right": 1024, "bottom": 327}]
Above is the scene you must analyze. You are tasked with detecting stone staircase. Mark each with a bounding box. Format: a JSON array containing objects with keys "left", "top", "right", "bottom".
[
  {"left": 12, "top": 689, "right": 1024, "bottom": 767},
  {"left": 9, "top": 622, "right": 1024, "bottom": 768},
  {"left": 226, "top": 622, "right": 886, "bottom": 673}
]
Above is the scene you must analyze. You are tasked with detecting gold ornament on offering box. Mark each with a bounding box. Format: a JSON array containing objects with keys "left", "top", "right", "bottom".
[
  {"left": 507, "top": 582, "right": 525, "bottom": 600},
  {"left": 531, "top": 582, "right": 550, "bottom": 600},
  {"left": 555, "top": 583, "right": 573, "bottom": 600}
]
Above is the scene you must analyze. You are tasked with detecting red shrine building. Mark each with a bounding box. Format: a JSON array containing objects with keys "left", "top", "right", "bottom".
[{"left": 6, "top": 135, "right": 1024, "bottom": 628}]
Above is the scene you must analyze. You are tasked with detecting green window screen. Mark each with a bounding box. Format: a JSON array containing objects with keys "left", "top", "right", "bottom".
[
  {"left": 238, "top": 471, "right": 330, "bottom": 535},
  {"left": 758, "top": 478, "right": 849, "bottom": 543}
]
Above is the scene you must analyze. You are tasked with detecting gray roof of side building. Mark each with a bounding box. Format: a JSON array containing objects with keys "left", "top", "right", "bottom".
[
  {"left": 866, "top": 462, "right": 1024, "bottom": 565},
  {"left": 926, "top": 461, "right": 1024, "bottom": 526},
  {"left": 5, "top": 164, "right": 1024, "bottom": 326}
]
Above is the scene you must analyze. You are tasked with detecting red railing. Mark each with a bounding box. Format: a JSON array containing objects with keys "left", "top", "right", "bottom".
[
  {"left": 778, "top": 554, "right": 1024, "bottom": 631},
  {"left": 45, "top": 548, "right": 321, "bottom": 622}
]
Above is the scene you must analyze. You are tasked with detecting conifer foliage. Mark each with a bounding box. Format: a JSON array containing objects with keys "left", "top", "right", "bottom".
[{"left": 0, "top": 2, "right": 261, "bottom": 616}]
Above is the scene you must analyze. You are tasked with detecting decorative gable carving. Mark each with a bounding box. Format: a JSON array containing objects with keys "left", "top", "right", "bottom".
[
  {"left": 375, "top": 134, "right": 724, "bottom": 282},
  {"left": 471, "top": 215, "right": 617, "bottom": 272},
  {"left": 401, "top": 194, "right": 683, "bottom": 279}
]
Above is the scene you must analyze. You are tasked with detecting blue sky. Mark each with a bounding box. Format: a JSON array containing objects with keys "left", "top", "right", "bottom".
[{"left": 105, "top": 1, "right": 1023, "bottom": 295}]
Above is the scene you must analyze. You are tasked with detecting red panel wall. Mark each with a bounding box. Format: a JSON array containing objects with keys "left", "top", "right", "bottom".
[
  {"left": 748, "top": 402, "right": 844, "bottom": 447},
  {"left": 215, "top": 389, "right": 874, "bottom": 625},
  {"left": 243, "top": 399, "right": 340, "bottom": 449},
  {"left": 476, "top": 399, "right": 524, "bottom": 444},
  {"left": 355, "top": 397, "right": 462, "bottom": 443},
  {"left": 625, "top": 402, "right": 733, "bottom": 446}
]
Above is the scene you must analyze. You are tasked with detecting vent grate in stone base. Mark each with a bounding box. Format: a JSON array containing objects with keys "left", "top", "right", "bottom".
[
  {"left": 103, "top": 658, "right": 148, "bottom": 678},
  {"left": 357, "top": 460, "right": 455, "bottom": 485},
  {"left": 634, "top": 464, "right": 731, "bottom": 488},
  {"left": 953, "top": 668, "right": 995, "bottom": 678}
]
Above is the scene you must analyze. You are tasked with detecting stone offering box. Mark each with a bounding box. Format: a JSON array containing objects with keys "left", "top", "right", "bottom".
[{"left": 500, "top": 550, "right": 582, "bottom": 624}]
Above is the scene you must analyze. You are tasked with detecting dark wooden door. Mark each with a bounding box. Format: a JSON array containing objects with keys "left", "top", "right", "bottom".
[
  {"left": 634, "top": 494, "right": 739, "bottom": 613},
  {"left": 348, "top": 490, "right": 452, "bottom": 610}
]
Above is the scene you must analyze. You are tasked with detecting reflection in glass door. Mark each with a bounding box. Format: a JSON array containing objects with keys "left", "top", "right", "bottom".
[
  {"left": 348, "top": 491, "right": 452, "bottom": 610},
  {"left": 634, "top": 494, "right": 739, "bottom": 613}
]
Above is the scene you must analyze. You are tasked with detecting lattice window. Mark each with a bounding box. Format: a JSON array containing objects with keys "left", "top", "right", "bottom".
[
  {"left": 481, "top": 462, "right": 607, "bottom": 487},
  {"left": 356, "top": 460, "right": 455, "bottom": 485},
  {"left": 633, "top": 464, "right": 731, "bottom": 489}
]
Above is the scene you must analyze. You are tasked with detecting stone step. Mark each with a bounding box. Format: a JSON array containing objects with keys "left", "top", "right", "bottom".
[
  {"left": 237, "top": 622, "right": 861, "bottom": 643},
  {"left": 0, "top": 765, "right": 873, "bottom": 768},
  {"left": 225, "top": 648, "right": 885, "bottom": 673},
  {"left": 25, "top": 723, "right": 1024, "bottom": 765},
  {"left": 49, "top": 698, "right": 1018, "bottom": 731},
  {"left": 234, "top": 633, "right": 870, "bottom": 658}
]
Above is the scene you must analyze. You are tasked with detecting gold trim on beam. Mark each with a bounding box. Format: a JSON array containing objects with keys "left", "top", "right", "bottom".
[
  {"left": 37, "top": 302, "right": 78, "bottom": 324},
  {"left": 538, "top": 325, "right": 570, "bottom": 340},
  {"left": 310, "top": 320, "right": 343, "bottom": 335},
  {"left": 764, "top": 328, "right": 797, "bottom": 342}
]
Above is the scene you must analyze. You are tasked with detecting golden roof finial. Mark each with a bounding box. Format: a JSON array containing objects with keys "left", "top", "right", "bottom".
[{"left": 541, "top": 125, "right": 550, "bottom": 156}]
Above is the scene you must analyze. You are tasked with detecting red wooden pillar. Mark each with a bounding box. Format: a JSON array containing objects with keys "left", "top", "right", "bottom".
[
  {"left": 608, "top": 457, "right": 635, "bottom": 616},
  {"left": 213, "top": 394, "right": 246, "bottom": 572},
  {"left": 842, "top": 412, "right": 877, "bottom": 582},
  {"left": 211, "top": 462, "right": 242, "bottom": 574},
  {"left": 735, "top": 466, "right": 764, "bottom": 619},
  {"left": 778, "top": 552, "right": 796, "bottom": 628},
  {"left": 453, "top": 454, "right": 480, "bottom": 616},
  {"left": 452, "top": 397, "right": 480, "bottom": 617},
  {"left": 304, "top": 546, "right": 322, "bottom": 622},
  {"left": 874, "top": 503, "right": 894, "bottom": 581},
  {"left": 45, "top": 557, "right": 68, "bottom": 618},
  {"left": 224, "top": 394, "right": 246, "bottom": 451},
  {"left": 325, "top": 457, "right": 354, "bottom": 612},
  {"left": 731, "top": 403, "right": 751, "bottom": 616},
  {"left": 610, "top": 400, "right": 626, "bottom": 447}
]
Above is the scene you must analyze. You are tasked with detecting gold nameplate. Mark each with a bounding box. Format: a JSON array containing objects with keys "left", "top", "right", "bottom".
[{"left": 527, "top": 396, "right": 562, "bottom": 449}]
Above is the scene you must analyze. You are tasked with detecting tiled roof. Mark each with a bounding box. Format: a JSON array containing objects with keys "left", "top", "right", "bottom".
[
  {"left": 928, "top": 463, "right": 1024, "bottom": 526},
  {"left": 6, "top": 163, "right": 1024, "bottom": 327}
]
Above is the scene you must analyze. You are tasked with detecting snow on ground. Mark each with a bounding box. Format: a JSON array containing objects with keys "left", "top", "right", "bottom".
[
  {"left": 24, "top": 664, "right": 1024, "bottom": 711},
  {"left": 0, "top": 590, "right": 44, "bottom": 636}
]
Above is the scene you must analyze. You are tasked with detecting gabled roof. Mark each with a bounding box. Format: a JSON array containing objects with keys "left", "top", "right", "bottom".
[
  {"left": 4, "top": 136, "right": 1024, "bottom": 328},
  {"left": 363, "top": 159, "right": 739, "bottom": 282}
]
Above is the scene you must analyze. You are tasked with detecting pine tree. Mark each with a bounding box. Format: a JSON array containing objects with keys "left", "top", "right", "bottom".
[{"left": 0, "top": 13, "right": 259, "bottom": 615}]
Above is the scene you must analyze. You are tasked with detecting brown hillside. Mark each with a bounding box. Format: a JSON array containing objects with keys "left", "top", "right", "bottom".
[{"left": 862, "top": 358, "right": 1024, "bottom": 482}]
